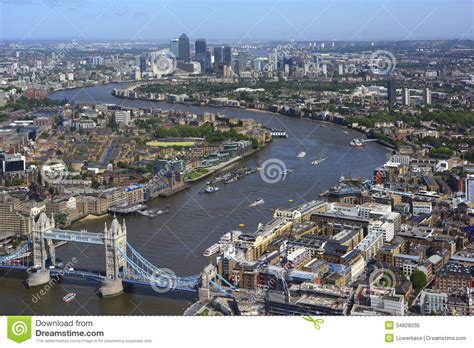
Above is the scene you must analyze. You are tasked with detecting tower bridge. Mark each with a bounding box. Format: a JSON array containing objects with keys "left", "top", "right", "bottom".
[{"left": 0, "top": 212, "right": 233, "bottom": 298}]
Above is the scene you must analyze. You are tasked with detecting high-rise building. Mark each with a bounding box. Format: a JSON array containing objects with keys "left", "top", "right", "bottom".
[
  {"left": 237, "top": 51, "right": 249, "bottom": 74},
  {"left": 402, "top": 88, "right": 410, "bottom": 106},
  {"left": 223, "top": 46, "right": 232, "bottom": 64},
  {"left": 423, "top": 88, "right": 432, "bottom": 105},
  {"left": 195, "top": 39, "right": 206, "bottom": 59},
  {"left": 466, "top": 174, "right": 474, "bottom": 202},
  {"left": 338, "top": 62, "right": 344, "bottom": 76},
  {"left": 267, "top": 52, "right": 278, "bottom": 71},
  {"left": 213, "top": 46, "right": 223, "bottom": 63},
  {"left": 321, "top": 63, "right": 327, "bottom": 76},
  {"left": 387, "top": 79, "right": 397, "bottom": 104},
  {"left": 170, "top": 39, "right": 179, "bottom": 59},
  {"left": 195, "top": 38, "right": 207, "bottom": 69},
  {"left": 178, "top": 33, "right": 190, "bottom": 62},
  {"left": 139, "top": 55, "right": 147, "bottom": 72},
  {"left": 205, "top": 50, "right": 212, "bottom": 71}
]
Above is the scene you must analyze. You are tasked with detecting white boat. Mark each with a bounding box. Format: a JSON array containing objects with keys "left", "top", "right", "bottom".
[
  {"left": 297, "top": 151, "right": 306, "bottom": 158},
  {"left": 203, "top": 243, "right": 221, "bottom": 257},
  {"left": 219, "top": 230, "right": 242, "bottom": 244},
  {"left": 249, "top": 198, "right": 265, "bottom": 207},
  {"left": 62, "top": 292, "right": 76, "bottom": 303},
  {"left": 343, "top": 131, "right": 349, "bottom": 134},
  {"left": 350, "top": 139, "right": 364, "bottom": 147},
  {"left": 204, "top": 186, "right": 219, "bottom": 193},
  {"left": 280, "top": 169, "right": 294, "bottom": 175},
  {"left": 311, "top": 157, "right": 328, "bottom": 165}
]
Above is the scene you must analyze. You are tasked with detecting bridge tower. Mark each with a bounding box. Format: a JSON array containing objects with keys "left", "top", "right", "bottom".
[
  {"left": 99, "top": 216, "right": 127, "bottom": 297},
  {"left": 27, "top": 212, "right": 54, "bottom": 287},
  {"left": 199, "top": 263, "right": 217, "bottom": 301}
]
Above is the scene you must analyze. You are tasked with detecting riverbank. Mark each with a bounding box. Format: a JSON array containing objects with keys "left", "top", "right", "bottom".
[
  {"left": 48, "top": 79, "right": 137, "bottom": 94},
  {"left": 51, "top": 81, "right": 396, "bottom": 151},
  {"left": 112, "top": 89, "right": 397, "bottom": 150},
  {"left": 80, "top": 213, "right": 108, "bottom": 221}
]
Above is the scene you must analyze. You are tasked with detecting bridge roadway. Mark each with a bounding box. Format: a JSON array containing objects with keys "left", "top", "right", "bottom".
[{"left": 45, "top": 229, "right": 104, "bottom": 244}]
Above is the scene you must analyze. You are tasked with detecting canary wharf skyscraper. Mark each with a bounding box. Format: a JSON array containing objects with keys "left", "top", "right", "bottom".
[
  {"left": 178, "top": 33, "right": 190, "bottom": 62},
  {"left": 195, "top": 38, "right": 207, "bottom": 69}
]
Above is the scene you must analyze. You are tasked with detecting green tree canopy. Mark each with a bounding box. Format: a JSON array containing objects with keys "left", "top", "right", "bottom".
[{"left": 410, "top": 270, "right": 427, "bottom": 291}]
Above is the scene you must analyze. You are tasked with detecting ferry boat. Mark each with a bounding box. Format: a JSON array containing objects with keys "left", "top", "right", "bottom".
[
  {"left": 311, "top": 157, "right": 328, "bottom": 165},
  {"left": 249, "top": 198, "right": 265, "bottom": 207},
  {"left": 350, "top": 139, "right": 364, "bottom": 147},
  {"left": 203, "top": 231, "right": 242, "bottom": 257},
  {"left": 271, "top": 129, "right": 288, "bottom": 138},
  {"left": 297, "top": 151, "right": 306, "bottom": 158},
  {"left": 62, "top": 292, "right": 76, "bottom": 303},
  {"left": 203, "top": 243, "right": 221, "bottom": 257}
]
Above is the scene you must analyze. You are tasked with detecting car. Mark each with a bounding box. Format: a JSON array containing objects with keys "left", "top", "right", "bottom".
[
  {"left": 27, "top": 265, "right": 42, "bottom": 273},
  {"left": 67, "top": 267, "right": 74, "bottom": 272}
]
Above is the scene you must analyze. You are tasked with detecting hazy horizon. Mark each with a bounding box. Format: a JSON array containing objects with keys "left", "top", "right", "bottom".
[{"left": 0, "top": 0, "right": 472, "bottom": 42}]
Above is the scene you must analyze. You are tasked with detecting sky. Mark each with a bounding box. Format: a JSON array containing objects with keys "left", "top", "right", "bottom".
[{"left": 0, "top": 0, "right": 472, "bottom": 41}]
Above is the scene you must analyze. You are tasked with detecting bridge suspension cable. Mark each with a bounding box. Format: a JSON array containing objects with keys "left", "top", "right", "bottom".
[
  {"left": 0, "top": 241, "right": 31, "bottom": 264},
  {"left": 125, "top": 242, "right": 200, "bottom": 281},
  {"left": 118, "top": 244, "right": 200, "bottom": 291}
]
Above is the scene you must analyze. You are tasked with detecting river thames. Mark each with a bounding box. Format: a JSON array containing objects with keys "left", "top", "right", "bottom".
[{"left": 0, "top": 83, "right": 389, "bottom": 315}]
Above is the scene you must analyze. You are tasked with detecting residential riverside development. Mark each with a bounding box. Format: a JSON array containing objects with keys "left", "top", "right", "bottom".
[
  {"left": 0, "top": 36, "right": 473, "bottom": 317},
  {"left": 0, "top": 103, "right": 270, "bottom": 227},
  {"left": 194, "top": 157, "right": 474, "bottom": 315}
]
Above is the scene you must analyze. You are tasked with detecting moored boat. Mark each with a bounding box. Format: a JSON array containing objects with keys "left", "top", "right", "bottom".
[
  {"left": 63, "top": 292, "right": 76, "bottom": 303},
  {"left": 249, "top": 198, "right": 265, "bottom": 207},
  {"left": 311, "top": 156, "right": 328, "bottom": 165},
  {"left": 203, "top": 243, "right": 220, "bottom": 257}
]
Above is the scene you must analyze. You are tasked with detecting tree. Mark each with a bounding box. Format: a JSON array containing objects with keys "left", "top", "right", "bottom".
[{"left": 411, "top": 270, "right": 427, "bottom": 291}]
